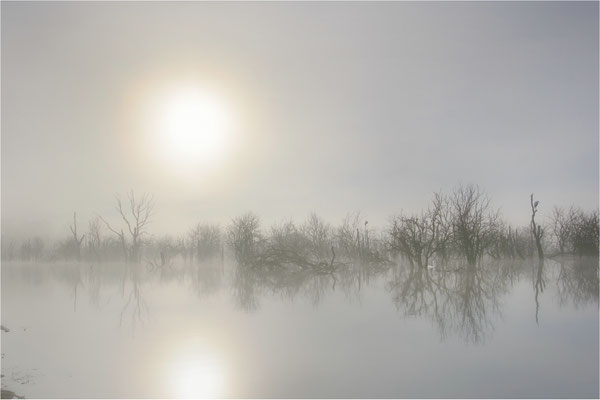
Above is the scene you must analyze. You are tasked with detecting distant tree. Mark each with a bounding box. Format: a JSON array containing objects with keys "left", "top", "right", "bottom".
[
  {"left": 189, "top": 223, "right": 222, "bottom": 261},
  {"left": 227, "top": 212, "right": 262, "bottom": 266},
  {"left": 70, "top": 212, "right": 86, "bottom": 262},
  {"left": 301, "top": 213, "right": 332, "bottom": 258},
  {"left": 334, "top": 212, "right": 363, "bottom": 258},
  {"left": 86, "top": 217, "right": 103, "bottom": 261},
  {"left": 31, "top": 236, "right": 45, "bottom": 261},
  {"left": 572, "top": 210, "right": 599, "bottom": 256},
  {"left": 487, "top": 224, "right": 531, "bottom": 260},
  {"left": 20, "top": 239, "right": 32, "bottom": 261},
  {"left": 1, "top": 239, "right": 16, "bottom": 261}
]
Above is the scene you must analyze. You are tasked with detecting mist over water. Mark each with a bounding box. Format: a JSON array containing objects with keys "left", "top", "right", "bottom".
[
  {"left": 1, "top": 256, "right": 598, "bottom": 398},
  {"left": 2, "top": 1, "right": 599, "bottom": 399}
]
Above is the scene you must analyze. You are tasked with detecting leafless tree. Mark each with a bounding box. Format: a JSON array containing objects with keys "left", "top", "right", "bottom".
[
  {"left": 449, "top": 184, "right": 500, "bottom": 266},
  {"left": 70, "top": 212, "right": 86, "bottom": 262},
  {"left": 548, "top": 206, "right": 598, "bottom": 256},
  {"left": 388, "top": 191, "right": 451, "bottom": 268},
  {"left": 227, "top": 212, "right": 262, "bottom": 266},
  {"left": 189, "top": 223, "right": 222, "bottom": 261},
  {"left": 86, "top": 217, "right": 103, "bottom": 261},
  {"left": 334, "top": 212, "right": 364, "bottom": 258},
  {"left": 301, "top": 212, "right": 332, "bottom": 258},
  {"left": 530, "top": 194, "right": 544, "bottom": 259},
  {"left": 100, "top": 191, "right": 154, "bottom": 263},
  {"left": 572, "top": 210, "right": 599, "bottom": 256}
]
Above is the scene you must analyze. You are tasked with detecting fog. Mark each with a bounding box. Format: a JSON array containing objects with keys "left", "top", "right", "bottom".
[
  {"left": 2, "top": 2, "right": 598, "bottom": 240},
  {"left": 1, "top": 2, "right": 599, "bottom": 399}
]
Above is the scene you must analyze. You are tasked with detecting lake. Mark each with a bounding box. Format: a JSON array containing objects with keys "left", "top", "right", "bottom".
[{"left": 1, "top": 256, "right": 598, "bottom": 398}]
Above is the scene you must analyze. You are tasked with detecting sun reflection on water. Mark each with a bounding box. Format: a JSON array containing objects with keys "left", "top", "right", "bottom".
[{"left": 168, "top": 345, "right": 226, "bottom": 398}]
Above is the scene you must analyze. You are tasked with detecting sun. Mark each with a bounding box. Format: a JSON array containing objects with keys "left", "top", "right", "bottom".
[{"left": 153, "top": 86, "right": 235, "bottom": 170}]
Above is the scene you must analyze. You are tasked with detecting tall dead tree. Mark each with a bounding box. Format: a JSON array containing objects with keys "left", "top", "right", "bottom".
[
  {"left": 70, "top": 212, "right": 85, "bottom": 262},
  {"left": 100, "top": 191, "right": 154, "bottom": 263},
  {"left": 530, "top": 194, "right": 544, "bottom": 259}
]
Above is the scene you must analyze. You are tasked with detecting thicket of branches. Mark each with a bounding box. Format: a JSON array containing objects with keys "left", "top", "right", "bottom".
[{"left": 2, "top": 185, "right": 598, "bottom": 266}]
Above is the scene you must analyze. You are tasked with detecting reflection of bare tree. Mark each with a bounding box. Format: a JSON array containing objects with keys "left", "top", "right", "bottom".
[
  {"left": 388, "top": 260, "right": 438, "bottom": 317},
  {"left": 453, "top": 264, "right": 503, "bottom": 343},
  {"left": 387, "top": 258, "right": 509, "bottom": 343},
  {"left": 231, "top": 265, "right": 261, "bottom": 312},
  {"left": 555, "top": 256, "right": 599, "bottom": 309},
  {"left": 118, "top": 263, "right": 148, "bottom": 331},
  {"left": 230, "top": 260, "right": 347, "bottom": 312},
  {"left": 532, "top": 259, "right": 545, "bottom": 324},
  {"left": 189, "top": 262, "right": 223, "bottom": 299},
  {"left": 52, "top": 263, "right": 84, "bottom": 312}
]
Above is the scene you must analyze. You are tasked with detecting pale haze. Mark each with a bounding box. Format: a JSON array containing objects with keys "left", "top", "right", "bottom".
[
  {"left": 1, "top": 3, "right": 599, "bottom": 400},
  {"left": 2, "top": 1, "right": 598, "bottom": 238}
]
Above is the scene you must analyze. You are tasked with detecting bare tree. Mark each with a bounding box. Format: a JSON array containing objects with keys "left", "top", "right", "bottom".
[
  {"left": 100, "top": 191, "right": 154, "bottom": 263},
  {"left": 334, "top": 212, "right": 364, "bottom": 258},
  {"left": 449, "top": 184, "right": 500, "bottom": 266},
  {"left": 189, "top": 223, "right": 222, "bottom": 261},
  {"left": 301, "top": 212, "right": 332, "bottom": 258},
  {"left": 227, "top": 212, "right": 262, "bottom": 266},
  {"left": 87, "top": 217, "right": 103, "bottom": 261},
  {"left": 70, "top": 212, "right": 86, "bottom": 262},
  {"left": 530, "top": 194, "right": 544, "bottom": 259},
  {"left": 572, "top": 210, "right": 599, "bottom": 256},
  {"left": 99, "top": 215, "right": 128, "bottom": 262},
  {"left": 388, "top": 191, "right": 451, "bottom": 268}
]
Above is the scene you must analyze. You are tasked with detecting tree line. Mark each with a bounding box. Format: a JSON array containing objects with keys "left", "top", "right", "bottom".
[{"left": 2, "top": 184, "right": 598, "bottom": 266}]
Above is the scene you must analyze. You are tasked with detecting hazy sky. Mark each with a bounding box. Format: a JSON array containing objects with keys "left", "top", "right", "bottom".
[{"left": 2, "top": 1, "right": 598, "bottom": 239}]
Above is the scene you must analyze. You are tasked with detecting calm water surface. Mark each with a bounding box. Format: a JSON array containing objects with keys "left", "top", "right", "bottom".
[{"left": 1, "top": 257, "right": 598, "bottom": 398}]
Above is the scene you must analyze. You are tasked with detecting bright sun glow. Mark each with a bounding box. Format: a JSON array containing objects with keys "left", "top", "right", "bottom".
[
  {"left": 153, "top": 87, "right": 235, "bottom": 170},
  {"left": 170, "top": 353, "right": 225, "bottom": 398}
]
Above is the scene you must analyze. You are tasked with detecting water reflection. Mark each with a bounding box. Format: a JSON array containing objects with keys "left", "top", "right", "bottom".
[
  {"left": 386, "top": 258, "right": 510, "bottom": 343},
  {"left": 533, "top": 259, "right": 545, "bottom": 324},
  {"left": 555, "top": 256, "right": 599, "bottom": 307},
  {"left": 1, "top": 256, "right": 598, "bottom": 398},
  {"left": 231, "top": 262, "right": 337, "bottom": 311},
  {"left": 2, "top": 255, "right": 598, "bottom": 343},
  {"left": 168, "top": 347, "right": 225, "bottom": 398}
]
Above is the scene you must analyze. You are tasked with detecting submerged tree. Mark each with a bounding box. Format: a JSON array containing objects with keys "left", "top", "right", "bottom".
[{"left": 530, "top": 194, "right": 544, "bottom": 259}]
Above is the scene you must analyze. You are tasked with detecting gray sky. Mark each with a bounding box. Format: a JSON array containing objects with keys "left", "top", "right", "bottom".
[{"left": 2, "top": 1, "right": 598, "bottom": 239}]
